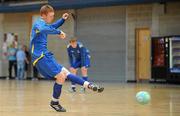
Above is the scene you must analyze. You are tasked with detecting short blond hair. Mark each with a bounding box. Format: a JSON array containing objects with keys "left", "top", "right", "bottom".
[
  {"left": 69, "top": 38, "right": 77, "bottom": 43},
  {"left": 40, "top": 4, "right": 54, "bottom": 16}
]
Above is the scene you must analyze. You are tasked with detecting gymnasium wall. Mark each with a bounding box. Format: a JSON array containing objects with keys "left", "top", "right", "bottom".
[
  {"left": 126, "top": 2, "right": 180, "bottom": 81},
  {"left": 0, "top": 10, "right": 74, "bottom": 77},
  {"left": 0, "top": 14, "right": 4, "bottom": 76},
  {"left": 47, "top": 10, "right": 75, "bottom": 68},
  {"left": 0, "top": 2, "right": 180, "bottom": 81},
  {"left": 159, "top": 2, "right": 180, "bottom": 36},
  {"left": 126, "top": 4, "right": 152, "bottom": 81},
  {"left": 3, "top": 13, "right": 31, "bottom": 45},
  {"left": 76, "top": 6, "right": 126, "bottom": 82}
]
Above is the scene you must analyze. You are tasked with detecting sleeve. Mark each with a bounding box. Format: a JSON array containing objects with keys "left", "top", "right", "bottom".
[
  {"left": 51, "top": 18, "right": 65, "bottom": 29},
  {"left": 23, "top": 52, "right": 26, "bottom": 60},
  {"left": 67, "top": 46, "right": 73, "bottom": 66},
  {"left": 16, "top": 51, "right": 18, "bottom": 59},
  {"left": 13, "top": 49, "right": 17, "bottom": 56},
  {"left": 7, "top": 48, "right": 10, "bottom": 56},
  {"left": 36, "top": 23, "right": 61, "bottom": 35},
  {"left": 80, "top": 45, "right": 86, "bottom": 67}
]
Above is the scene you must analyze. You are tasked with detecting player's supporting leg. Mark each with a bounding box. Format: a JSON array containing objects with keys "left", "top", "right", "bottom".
[
  {"left": 81, "top": 67, "right": 88, "bottom": 81},
  {"left": 80, "top": 67, "right": 88, "bottom": 93},
  {"left": 69, "top": 68, "right": 77, "bottom": 92},
  {"left": 50, "top": 71, "right": 66, "bottom": 112}
]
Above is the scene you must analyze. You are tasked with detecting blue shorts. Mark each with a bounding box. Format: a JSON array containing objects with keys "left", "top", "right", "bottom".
[
  {"left": 35, "top": 53, "right": 63, "bottom": 79},
  {"left": 71, "top": 60, "right": 90, "bottom": 69}
]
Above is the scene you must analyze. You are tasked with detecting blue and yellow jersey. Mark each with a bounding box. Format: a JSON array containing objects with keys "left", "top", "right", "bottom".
[{"left": 30, "top": 18, "right": 65, "bottom": 66}]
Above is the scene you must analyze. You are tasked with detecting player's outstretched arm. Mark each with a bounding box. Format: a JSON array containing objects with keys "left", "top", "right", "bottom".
[
  {"left": 51, "top": 13, "right": 69, "bottom": 29},
  {"left": 36, "top": 24, "right": 61, "bottom": 35}
]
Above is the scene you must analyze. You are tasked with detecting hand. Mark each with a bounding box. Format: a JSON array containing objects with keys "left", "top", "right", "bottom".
[
  {"left": 62, "top": 13, "right": 69, "bottom": 20},
  {"left": 26, "top": 61, "right": 29, "bottom": 64},
  {"left": 59, "top": 31, "right": 66, "bottom": 39},
  {"left": 26, "top": 59, "right": 29, "bottom": 64}
]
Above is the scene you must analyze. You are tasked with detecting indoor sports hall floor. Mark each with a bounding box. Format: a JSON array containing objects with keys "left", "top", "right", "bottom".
[{"left": 0, "top": 80, "right": 180, "bottom": 116}]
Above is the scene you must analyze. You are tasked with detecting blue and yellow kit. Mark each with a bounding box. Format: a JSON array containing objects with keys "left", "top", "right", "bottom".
[{"left": 30, "top": 18, "right": 65, "bottom": 79}]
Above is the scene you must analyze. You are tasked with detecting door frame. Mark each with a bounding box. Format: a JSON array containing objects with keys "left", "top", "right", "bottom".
[{"left": 135, "top": 27, "right": 151, "bottom": 81}]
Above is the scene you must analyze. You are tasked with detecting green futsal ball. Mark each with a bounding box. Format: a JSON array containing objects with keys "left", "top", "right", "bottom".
[{"left": 136, "top": 91, "right": 151, "bottom": 105}]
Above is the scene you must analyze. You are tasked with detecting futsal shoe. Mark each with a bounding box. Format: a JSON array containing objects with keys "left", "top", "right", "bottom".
[
  {"left": 50, "top": 101, "right": 66, "bottom": 112},
  {"left": 80, "top": 87, "right": 86, "bottom": 93},
  {"left": 88, "top": 83, "right": 97, "bottom": 91},
  {"left": 88, "top": 84, "right": 104, "bottom": 93},
  {"left": 68, "top": 87, "right": 76, "bottom": 93}
]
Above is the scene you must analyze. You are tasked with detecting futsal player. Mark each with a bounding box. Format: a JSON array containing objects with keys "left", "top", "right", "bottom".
[
  {"left": 30, "top": 5, "right": 104, "bottom": 112},
  {"left": 67, "top": 39, "right": 91, "bottom": 93}
]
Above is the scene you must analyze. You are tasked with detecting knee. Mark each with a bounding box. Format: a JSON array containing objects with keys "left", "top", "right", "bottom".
[
  {"left": 81, "top": 67, "right": 88, "bottom": 76},
  {"left": 70, "top": 67, "right": 76, "bottom": 74},
  {"left": 62, "top": 67, "right": 70, "bottom": 76},
  {"left": 56, "top": 72, "right": 66, "bottom": 84}
]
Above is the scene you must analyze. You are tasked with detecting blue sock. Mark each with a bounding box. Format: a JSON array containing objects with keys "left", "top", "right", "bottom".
[
  {"left": 67, "top": 74, "right": 85, "bottom": 86},
  {"left": 82, "top": 76, "right": 88, "bottom": 81},
  {"left": 52, "top": 82, "right": 62, "bottom": 101}
]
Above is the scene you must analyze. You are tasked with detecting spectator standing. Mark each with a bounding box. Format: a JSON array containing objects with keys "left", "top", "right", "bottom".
[
  {"left": 7, "top": 43, "right": 17, "bottom": 79},
  {"left": 23, "top": 45, "right": 30, "bottom": 79},
  {"left": 16, "top": 45, "right": 28, "bottom": 80}
]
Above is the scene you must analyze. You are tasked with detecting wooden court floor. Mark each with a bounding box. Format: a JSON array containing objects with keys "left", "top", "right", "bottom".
[{"left": 0, "top": 80, "right": 180, "bottom": 116}]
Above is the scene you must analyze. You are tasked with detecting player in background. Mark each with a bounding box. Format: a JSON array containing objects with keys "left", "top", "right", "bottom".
[{"left": 67, "top": 39, "right": 91, "bottom": 93}]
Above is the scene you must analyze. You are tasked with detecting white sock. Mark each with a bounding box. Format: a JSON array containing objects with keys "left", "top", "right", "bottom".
[
  {"left": 52, "top": 97, "right": 59, "bottom": 102},
  {"left": 83, "top": 81, "right": 90, "bottom": 88}
]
